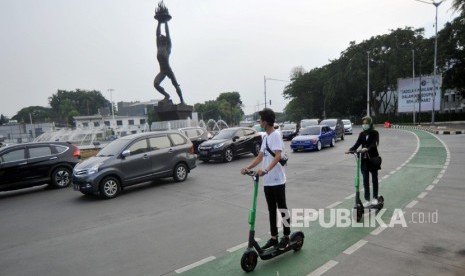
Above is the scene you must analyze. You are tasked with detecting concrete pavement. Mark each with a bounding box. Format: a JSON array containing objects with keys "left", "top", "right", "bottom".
[{"left": 173, "top": 129, "right": 465, "bottom": 275}]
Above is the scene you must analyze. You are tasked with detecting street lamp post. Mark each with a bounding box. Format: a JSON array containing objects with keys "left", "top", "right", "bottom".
[
  {"left": 412, "top": 49, "right": 416, "bottom": 124},
  {"left": 107, "top": 89, "right": 116, "bottom": 128},
  {"left": 413, "top": 0, "right": 443, "bottom": 124},
  {"left": 367, "top": 51, "right": 370, "bottom": 117},
  {"left": 263, "top": 76, "right": 289, "bottom": 110}
]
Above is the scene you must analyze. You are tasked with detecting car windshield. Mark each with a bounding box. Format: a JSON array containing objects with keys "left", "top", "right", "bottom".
[
  {"left": 282, "top": 124, "right": 296, "bottom": 130},
  {"left": 301, "top": 120, "right": 318, "bottom": 128},
  {"left": 342, "top": 120, "right": 351, "bottom": 125},
  {"left": 97, "top": 139, "right": 129, "bottom": 156},
  {"left": 320, "top": 120, "right": 336, "bottom": 127},
  {"left": 212, "top": 129, "right": 237, "bottom": 140},
  {"left": 300, "top": 127, "right": 321, "bottom": 135}
]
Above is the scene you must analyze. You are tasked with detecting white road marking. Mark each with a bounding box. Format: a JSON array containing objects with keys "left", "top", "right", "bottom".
[
  {"left": 175, "top": 256, "right": 216, "bottom": 274},
  {"left": 417, "top": 192, "right": 428, "bottom": 199},
  {"left": 307, "top": 260, "right": 339, "bottom": 276},
  {"left": 343, "top": 240, "right": 368, "bottom": 255},
  {"left": 406, "top": 200, "right": 418, "bottom": 208},
  {"left": 326, "top": 201, "right": 342, "bottom": 209}
]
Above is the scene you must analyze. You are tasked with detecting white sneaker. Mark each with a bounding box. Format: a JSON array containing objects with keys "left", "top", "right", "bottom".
[
  {"left": 363, "top": 201, "right": 371, "bottom": 207},
  {"left": 371, "top": 198, "right": 379, "bottom": 205}
]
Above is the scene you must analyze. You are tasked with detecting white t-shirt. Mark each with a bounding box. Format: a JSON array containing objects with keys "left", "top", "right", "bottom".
[{"left": 261, "top": 130, "right": 286, "bottom": 186}]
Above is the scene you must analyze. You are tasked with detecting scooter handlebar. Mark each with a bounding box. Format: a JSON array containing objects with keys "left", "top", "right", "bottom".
[{"left": 243, "top": 169, "right": 256, "bottom": 176}]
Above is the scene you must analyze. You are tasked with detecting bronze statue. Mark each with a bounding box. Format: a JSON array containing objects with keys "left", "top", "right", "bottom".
[{"left": 154, "top": 2, "right": 184, "bottom": 104}]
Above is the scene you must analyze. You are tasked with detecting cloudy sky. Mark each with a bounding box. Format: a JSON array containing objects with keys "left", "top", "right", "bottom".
[{"left": 0, "top": 0, "right": 458, "bottom": 118}]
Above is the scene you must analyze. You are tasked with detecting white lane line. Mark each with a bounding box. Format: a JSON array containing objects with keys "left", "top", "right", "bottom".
[
  {"left": 437, "top": 174, "right": 444, "bottom": 179},
  {"left": 382, "top": 175, "right": 390, "bottom": 180},
  {"left": 226, "top": 238, "right": 261, "bottom": 253},
  {"left": 432, "top": 178, "right": 440, "bottom": 184},
  {"left": 307, "top": 260, "right": 339, "bottom": 276},
  {"left": 175, "top": 256, "right": 216, "bottom": 274},
  {"left": 345, "top": 194, "right": 355, "bottom": 199},
  {"left": 390, "top": 170, "right": 396, "bottom": 175},
  {"left": 396, "top": 166, "right": 402, "bottom": 171},
  {"left": 417, "top": 192, "right": 428, "bottom": 199},
  {"left": 440, "top": 169, "right": 446, "bottom": 174},
  {"left": 371, "top": 226, "right": 387, "bottom": 236},
  {"left": 343, "top": 240, "right": 368, "bottom": 255},
  {"left": 426, "top": 184, "right": 435, "bottom": 191},
  {"left": 406, "top": 200, "right": 418, "bottom": 209},
  {"left": 326, "top": 201, "right": 342, "bottom": 209}
]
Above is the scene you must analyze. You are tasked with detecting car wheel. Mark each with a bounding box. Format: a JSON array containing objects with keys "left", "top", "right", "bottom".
[
  {"left": 223, "top": 148, "right": 234, "bottom": 162},
  {"left": 330, "top": 138, "right": 335, "bottom": 147},
  {"left": 316, "top": 141, "right": 322, "bottom": 151},
  {"left": 99, "top": 176, "right": 121, "bottom": 199},
  {"left": 50, "top": 167, "right": 72, "bottom": 188},
  {"left": 252, "top": 142, "right": 261, "bottom": 156},
  {"left": 173, "top": 163, "right": 188, "bottom": 182}
]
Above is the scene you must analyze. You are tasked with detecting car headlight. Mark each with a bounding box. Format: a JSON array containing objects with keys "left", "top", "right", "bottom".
[
  {"left": 213, "top": 143, "right": 225, "bottom": 149},
  {"left": 88, "top": 163, "right": 103, "bottom": 175},
  {"left": 310, "top": 139, "right": 318, "bottom": 144}
]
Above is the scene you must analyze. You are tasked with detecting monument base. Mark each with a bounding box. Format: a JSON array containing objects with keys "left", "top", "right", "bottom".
[{"left": 155, "top": 100, "right": 193, "bottom": 121}]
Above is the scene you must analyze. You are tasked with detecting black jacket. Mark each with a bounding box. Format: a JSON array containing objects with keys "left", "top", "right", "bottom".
[{"left": 349, "top": 129, "right": 380, "bottom": 159}]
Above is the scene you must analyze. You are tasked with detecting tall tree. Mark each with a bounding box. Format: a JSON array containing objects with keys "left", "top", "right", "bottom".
[
  {"left": 451, "top": 0, "right": 465, "bottom": 13},
  {"left": 12, "top": 106, "right": 53, "bottom": 123},
  {"left": 48, "top": 89, "right": 109, "bottom": 125},
  {"left": 0, "top": 114, "right": 8, "bottom": 125}
]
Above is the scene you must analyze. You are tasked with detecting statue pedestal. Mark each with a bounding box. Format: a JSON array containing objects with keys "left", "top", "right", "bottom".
[{"left": 155, "top": 100, "right": 193, "bottom": 121}]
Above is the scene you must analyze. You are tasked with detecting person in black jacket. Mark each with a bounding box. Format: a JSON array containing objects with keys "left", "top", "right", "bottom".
[{"left": 346, "top": 116, "right": 380, "bottom": 207}]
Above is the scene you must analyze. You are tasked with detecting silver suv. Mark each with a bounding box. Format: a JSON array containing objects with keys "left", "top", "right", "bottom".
[{"left": 73, "top": 131, "right": 196, "bottom": 199}]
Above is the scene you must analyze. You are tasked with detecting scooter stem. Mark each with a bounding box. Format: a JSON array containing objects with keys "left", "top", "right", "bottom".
[{"left": 249, "top": 174, "right": 259, "bottom": 232}]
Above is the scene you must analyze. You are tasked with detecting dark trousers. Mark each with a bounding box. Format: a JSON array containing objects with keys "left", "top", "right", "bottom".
[
  {"left": 264, "top": 184, "right": 291, "bottom": 237},
  {"left": 361, "top": 161, "right": 379, "bottom": 201}
]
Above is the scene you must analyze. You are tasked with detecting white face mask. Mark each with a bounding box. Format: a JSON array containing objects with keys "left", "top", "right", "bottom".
[{"left": 362, "top": 124, "right": 370, "bottom": 131}]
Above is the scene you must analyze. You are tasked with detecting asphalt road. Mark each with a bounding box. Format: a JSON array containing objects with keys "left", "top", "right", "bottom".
[{"left": 0, "top": 127, "right": 456, "bottom": 276}]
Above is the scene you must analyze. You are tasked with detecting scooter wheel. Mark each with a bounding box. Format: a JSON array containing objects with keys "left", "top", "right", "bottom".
[
  {"left": 290, "top": 232, "right": 305, "bottom": 251},
  {"left": 356, "top": 206, "right": 364, "bottom": 222},
  {"left": 241, "top": 250, "right": 258, "bottom": 272}
]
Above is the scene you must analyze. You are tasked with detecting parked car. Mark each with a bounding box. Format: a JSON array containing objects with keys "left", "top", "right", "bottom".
[
  {"left": 198, "top": 127, "right": 262, "bottom": 162},
  {"left": 342, "top": 119, "right": 353, "bottom": 134},
  {"left": 179, "top": 127, "right": 209, "bottom": 154},
  {"left": 281, "top": 123, "right": 298, "bottom": 140},
  {"left": 290, "top": 125, "right": 336, "bottom": 152},
  {"left": 319, "top": 118, "right": 345, "bottom": 141},
  {"left": 73, "top": 131, "right": 196, "bottom": 199},
  {"left": 299, "top": 119, "right": 320, "bottom": 134},
  {"left": 0, "top": 142, "right": 80, "bottom": 191}
]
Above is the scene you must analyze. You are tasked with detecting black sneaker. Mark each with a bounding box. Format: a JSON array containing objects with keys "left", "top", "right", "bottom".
[
  {"left": 277, "top": 236, "right": 289, "bottom": 250},
  {"left": 261, "top": 238, "right": 278, "bottom": 250}
]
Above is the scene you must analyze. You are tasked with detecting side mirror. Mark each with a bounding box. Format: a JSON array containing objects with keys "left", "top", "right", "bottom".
[
  {"left": 121, "top": 149, "right": 130, "bottom": 158},
  {"left": 233, "top": 135, "right": 240, "bottom": 141}
]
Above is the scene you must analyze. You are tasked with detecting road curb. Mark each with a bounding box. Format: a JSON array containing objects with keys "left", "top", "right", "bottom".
[{"left": 389, "top": 124, "right": 464, "bottom": 135}]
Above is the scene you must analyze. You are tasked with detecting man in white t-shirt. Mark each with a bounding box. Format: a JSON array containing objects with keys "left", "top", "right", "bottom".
[{"left": 241, "top": 108, "right": 290, "bottom": 250}]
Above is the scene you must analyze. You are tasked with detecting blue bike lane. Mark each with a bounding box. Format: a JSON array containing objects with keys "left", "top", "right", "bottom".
[{"left": 172, "top": 129, "right": 448, "bottom": 275}]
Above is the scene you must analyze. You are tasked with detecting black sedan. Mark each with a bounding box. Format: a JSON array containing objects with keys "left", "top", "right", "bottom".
[{"left": 197, "top": 127, "right": 262, "bottom": 162}]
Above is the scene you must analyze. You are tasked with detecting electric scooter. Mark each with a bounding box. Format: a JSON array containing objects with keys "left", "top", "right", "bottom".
[
  {"left": 347, "top": 150, "right": 384, "bottom": 222},
  {"left": 240, "top": 170, "right": 304, "bottom": 272}
]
